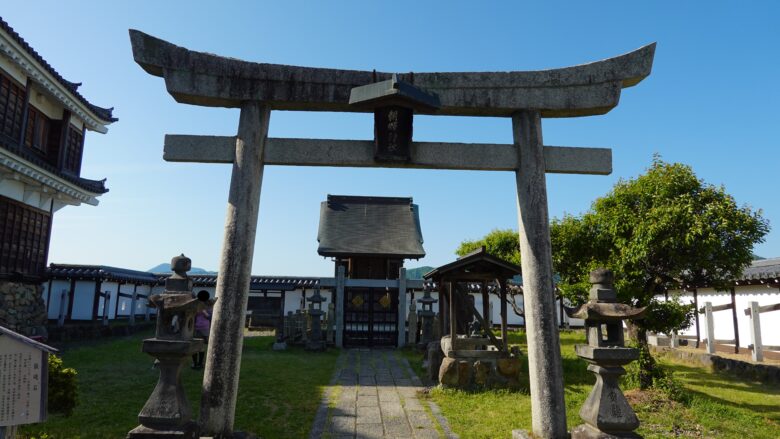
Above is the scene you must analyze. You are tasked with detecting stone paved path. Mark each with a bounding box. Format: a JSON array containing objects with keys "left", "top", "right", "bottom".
[{"left": 310, "top": 349, "right": 456, "bottom": 439}]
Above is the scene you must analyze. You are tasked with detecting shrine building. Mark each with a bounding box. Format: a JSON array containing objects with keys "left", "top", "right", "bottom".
[
  {"left": 318, "top": 194, "right": 424, "bottom": 347},
  {"left": 0, "top": 17, "right": 116, "bottom": 336}
]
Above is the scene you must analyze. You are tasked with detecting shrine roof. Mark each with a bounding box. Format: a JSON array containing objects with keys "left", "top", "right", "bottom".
[
  {"left": 317, "top": 195, "right": 425, "bottom": 259},
  {"left": 0, "top": 17, "right": 117, "bottom": 124},
  {"left": 423, "top": 247, "right": 521, "bottom": 282}
]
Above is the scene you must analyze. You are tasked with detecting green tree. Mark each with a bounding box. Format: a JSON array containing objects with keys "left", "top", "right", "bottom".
[
  {"left": 457, "top": 229, "right": 521, "bottom": 266},
  {"left": 456, "top": 229, "right": 524, "bottom": 316},
  {"left": 551, "top": 157, "right": 769, "bottom": 388},
  {"left": 458, "top": 158, "right": 769, "bottom": 388}
]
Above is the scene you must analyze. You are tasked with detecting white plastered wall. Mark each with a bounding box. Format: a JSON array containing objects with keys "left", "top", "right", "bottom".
[
  {"left": 43, "top": 280, "right": 70, "bottom": 319},
  {"left": 664, "top": 286, "right": 780, "bottom": 348},
  {"left": 29, "top": 86, "right": 64, "bottom": 120},
  {"left": 70, "top": 280, "right": 95, "bottom": 320}
]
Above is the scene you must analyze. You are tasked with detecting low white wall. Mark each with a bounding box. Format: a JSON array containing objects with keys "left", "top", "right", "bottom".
[
  {"left": 663, "top": 285, "right": 780, "bottom": 348},
  {"left": 70, "top": 281, "right": 94, "bottom": 320}
]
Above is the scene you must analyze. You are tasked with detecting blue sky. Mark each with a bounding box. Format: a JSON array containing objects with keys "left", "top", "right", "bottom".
[{"left": 3, "top": 2, "right": 779, "bottom": 275}]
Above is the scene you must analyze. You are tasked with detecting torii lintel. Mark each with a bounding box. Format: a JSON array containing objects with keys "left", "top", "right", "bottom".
[{"left": 129, "top": 29, "right": 655, "bottom": 118}]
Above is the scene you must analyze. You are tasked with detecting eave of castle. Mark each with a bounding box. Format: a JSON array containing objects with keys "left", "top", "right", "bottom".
[{"left": 0, "top": 27, "right": 114, "bottom": 134}]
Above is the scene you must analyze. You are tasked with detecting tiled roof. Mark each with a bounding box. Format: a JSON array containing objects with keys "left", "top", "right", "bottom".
[
  {"left": 184, "top": 275, "right": 320, "bottom": 290},
  {"left": 47, "top": 264, "right": 320, "bottom": 290},
  {"left": 739, "top": 258, "right": 780, "bottom": 281},
  {"left": 424, "top": 247, "right": 521, "bottom": 281},
  {"left": 0, "top": 16, "right": 116, "bottom": 123},
  {"left": 317, "top": 195, "right": 425, "bottom": 258},
  {"left": 0, "top": 137, "right": 108, "bottom": 193},
  {"left": 48, "top": 264, "right": 160, "bottom": 284}
]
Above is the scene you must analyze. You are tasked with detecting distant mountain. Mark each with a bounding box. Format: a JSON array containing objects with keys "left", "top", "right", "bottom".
[
  {"left": 406, "top": 266, "right": 434, "bottom": 280},
  {"left": 147, "top": 263, "right": 216, "bottom": 275}
]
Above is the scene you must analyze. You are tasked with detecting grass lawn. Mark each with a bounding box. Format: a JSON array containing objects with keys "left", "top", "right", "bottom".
[
  {"left": 410, "top": 330, "right": 780, "bottom": 439},
  {"left": 20, "top": 331, "right": 340, "bottom": 439}
]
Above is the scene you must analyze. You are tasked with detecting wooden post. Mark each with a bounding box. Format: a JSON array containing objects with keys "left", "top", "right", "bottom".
[
  {"left": 335, "top": 266, "right": 346, "bottom": 347},
  {"left": 730, "top": 287, "right": 739, "bottom": 354},
  {"left": 67, "top": 279, "right": 76, "bottom": 322},
  {"left": 114, "top": 282, "right": 123, "bottom": 320},
  {"left": 102, "top": 292, "right": 110, "bottom": 326},
  {"left": 499, "top": 279, "right": 508, "bottom": 347},
  {"left": 91, "top": 279, "right": 103, "bottom": 321},
  {"left": 145, "top": 291, "right": 151, "bottom": 322},
  {"left": 57, "top": 290, "right": 68, "bottom": 327},
  {"left": 513, "top": 110, "right": 567, "bottom": 437},
  {"left": 201, "top": 102, "right": 270, "bottom": 436},
  {"left": 449, "top": 281, "right": 456, "bottom": 340},
  {"left": 704, "top": 302, "right": 715, "bottom": 354},
  {"left": 481, "top": 281, "right": 489, "bottom": 329},
  {"left": 746, "top": 301, "right": 763, "bottom": 362},
  {"left": 129, "top": 284, "right": 138, "bottom": 326},
  {"left": 692, "top": 288, "right": 700, "bottom": 348},
  {"left": 397, "top": 267, "right": 407, "bottom": 347}
]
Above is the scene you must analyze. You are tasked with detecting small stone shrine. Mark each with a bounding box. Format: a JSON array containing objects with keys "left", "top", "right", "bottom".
[
  {"left": 305, "top": 289, "right": 327, "bottom": 351},
  {"left": 424, "top": 247, "right": 523, "bottom": 389},
  {"left": 565, "top": 269, "right": 646, "bottom": 438},
  {"left": 128, "top": 255, "right": 204, "bottom": 439},
  {"left": 417, "top": 288, "right": 437, "bottom": 346}
]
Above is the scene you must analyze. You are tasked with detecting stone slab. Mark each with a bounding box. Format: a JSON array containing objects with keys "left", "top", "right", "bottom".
[
  {"left": 131, "top": 30, "right": 654, "bottom": 117},
  {"left": 164, "top": 135, "right": 612, "bottom": 175},
  {"left": 356, "top": 406, "right": 381, "bottom": 423}
]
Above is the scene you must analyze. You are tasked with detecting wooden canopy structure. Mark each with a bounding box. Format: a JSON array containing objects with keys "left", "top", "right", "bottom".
[{"left": 424, "top": 247, "right": 521, "bottom": 353}]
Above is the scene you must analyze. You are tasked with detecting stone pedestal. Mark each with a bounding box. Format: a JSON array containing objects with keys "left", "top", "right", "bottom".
[
  {"left": 305, "top": 308, "right": 326, "bottom": 351},
  {"left": 566, "top": 269, "right": 645, "bottom": 439},
  {"left": 418, "top": 309, "right": 435, "bottom": 346},
  {"left": 128, "top": 255, "right": 203, "bottom": 439}
]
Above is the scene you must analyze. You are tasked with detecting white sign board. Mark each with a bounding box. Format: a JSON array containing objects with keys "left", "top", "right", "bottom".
[{"left": 0, "top": 330, "right": 51, "bottom": 427}]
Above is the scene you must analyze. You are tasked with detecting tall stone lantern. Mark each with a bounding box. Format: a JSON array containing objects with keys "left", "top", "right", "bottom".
[
  {"left": 565, "top": 269, "right": 646, "bottom": 439},
  {"left": 305, "top": 288, "right": 327, "bottom": 351},
  {"left": 417, "top": 287, "right": 438, "bottom": 346},
  {"left": 128, "top": 254, "right": 204, "bottom": 439}
]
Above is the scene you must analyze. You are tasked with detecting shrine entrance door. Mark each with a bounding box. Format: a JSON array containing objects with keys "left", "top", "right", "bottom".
[{"left": 343, "top": 287, "right": 398, "bottom": 347}]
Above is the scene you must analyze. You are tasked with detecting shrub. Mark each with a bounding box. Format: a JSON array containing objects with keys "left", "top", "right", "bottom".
[
  {"left": 623, "top": 344, "right": 691, "bottom": 404},
  {"left": 47, "top": 355, "right": 78, "bottom": 416}
]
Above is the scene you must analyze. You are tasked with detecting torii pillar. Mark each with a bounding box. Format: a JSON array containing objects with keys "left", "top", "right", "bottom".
[{"left": 129, "top": 29, "right": 655, "bottom": 438}]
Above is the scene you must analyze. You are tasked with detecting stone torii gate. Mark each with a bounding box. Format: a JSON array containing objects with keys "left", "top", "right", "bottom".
[{"left": 130, "top": 30, "right": 654, "bottom": 438}]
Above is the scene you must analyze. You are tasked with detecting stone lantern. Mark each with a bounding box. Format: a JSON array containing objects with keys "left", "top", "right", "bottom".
[
  {"left": 565, "top": 268, "right": 646, "bottom": 439},
  {"left": 417, "top": 286, "right": 438, "bottom": 346},
  {"left": 128, "top": 254, "right": 204, "bottom": 439},
  {"left": 305, "top": 288, "right": 327, "bottom": 351}
]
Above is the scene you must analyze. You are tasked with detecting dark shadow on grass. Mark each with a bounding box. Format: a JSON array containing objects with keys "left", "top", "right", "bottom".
[
  {"left": 684, "top": 388, "right": 780, "bottom": 423},
  {"left": 664, "top": 362, "right": 780, "bottom": 394}
]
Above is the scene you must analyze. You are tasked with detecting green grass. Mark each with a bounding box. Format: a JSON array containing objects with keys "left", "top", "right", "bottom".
[
  {"left": 422, "top": 330, "right": 780, "bottom": 439},
  {"left": 20, "top": 331, "right": 340, "bottom": 438}
]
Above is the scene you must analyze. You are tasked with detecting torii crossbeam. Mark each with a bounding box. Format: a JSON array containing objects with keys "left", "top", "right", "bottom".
[{"left": 130, "top": 29, "right": 654, "bottom": 439}]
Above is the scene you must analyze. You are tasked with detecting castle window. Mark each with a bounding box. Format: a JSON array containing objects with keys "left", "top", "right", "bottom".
[
  {"left": 0, "top": 73, "right": 25, "bottom": 142},
  {"left": 63, "top": 125, "right": 84, "bottom": 174},
  {"left": 24, "top": 106, "right": 50, "bottom": 152}
]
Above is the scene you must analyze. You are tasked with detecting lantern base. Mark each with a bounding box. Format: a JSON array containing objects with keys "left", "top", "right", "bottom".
[
  {"left": 571, "top": 423, "right": 642, "bottom": 438},
  {"left": 127, "top": 421, "right": 198, "bottom": 438}
]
